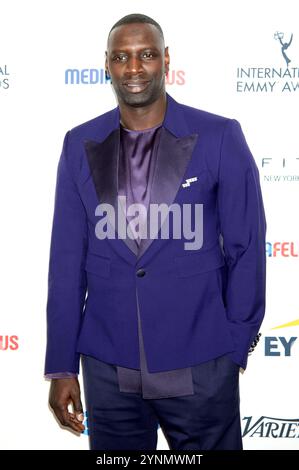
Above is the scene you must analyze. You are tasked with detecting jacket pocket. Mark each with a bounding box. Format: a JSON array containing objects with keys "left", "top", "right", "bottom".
[
  {"left": 84, "top": 252, "right": 111, "bottom": 279},
  {"left": 174, "top": 244, "right": 225, "bottom": 278}
]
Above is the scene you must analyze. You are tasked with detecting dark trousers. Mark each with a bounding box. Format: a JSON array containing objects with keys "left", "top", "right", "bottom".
[{"left": 81, "top": 353, "right": 243, "bottom": 450}]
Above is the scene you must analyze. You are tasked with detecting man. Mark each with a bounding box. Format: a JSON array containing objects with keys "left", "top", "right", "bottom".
[{"left": 44, "top": 13, "right": 267, "bottom": 450}]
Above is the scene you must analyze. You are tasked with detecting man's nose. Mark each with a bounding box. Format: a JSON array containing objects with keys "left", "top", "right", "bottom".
[{"left": 126, "top": 56, "right": 143, "bottom": 74}]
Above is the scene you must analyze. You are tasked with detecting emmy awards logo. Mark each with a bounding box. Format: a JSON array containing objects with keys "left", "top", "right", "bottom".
[{"left": 274, "top": 31, "right": 293, "bottom": 67}]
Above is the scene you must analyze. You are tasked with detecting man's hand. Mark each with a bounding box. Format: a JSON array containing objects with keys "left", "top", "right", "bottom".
[{"left": 49, "top": 377, "right": 85, "bottom": 433}]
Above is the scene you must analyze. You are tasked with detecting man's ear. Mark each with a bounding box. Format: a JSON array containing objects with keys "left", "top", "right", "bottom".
[
  {"left": 105, "top": 51, "right": 110, "bottom": 80},
  {"left": 164, "top": 46, "right": 170, "bottom": 75}
]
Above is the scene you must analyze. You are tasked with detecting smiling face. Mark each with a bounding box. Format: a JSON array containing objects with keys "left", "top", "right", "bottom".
[{"left": 105, "top": 22, "right": 170, "bottom": 107}]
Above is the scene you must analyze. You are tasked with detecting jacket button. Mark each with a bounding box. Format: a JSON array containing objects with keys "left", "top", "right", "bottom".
[{"left": 136, "top": 268, "right": 146, "bottom": 277}]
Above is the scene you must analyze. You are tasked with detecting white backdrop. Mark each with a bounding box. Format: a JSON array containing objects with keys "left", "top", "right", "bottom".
[{"left": 1, "top": 0, "right": 298, "bottom": 450}]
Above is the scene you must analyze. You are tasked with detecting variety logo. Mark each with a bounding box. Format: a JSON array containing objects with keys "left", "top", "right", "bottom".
[
  {"left": 236, "top": 31, "right": 299, "bottom": 93},
  {"left": 242, "top": 416, "right": 299, "bottom": 438}
]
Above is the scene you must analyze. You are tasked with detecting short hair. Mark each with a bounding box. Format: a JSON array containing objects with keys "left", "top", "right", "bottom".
[{"left": 107, "top": 13, "right": 164, "bottom": 44}]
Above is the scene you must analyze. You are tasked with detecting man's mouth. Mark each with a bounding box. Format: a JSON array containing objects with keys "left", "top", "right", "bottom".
[{"left": 123, "top": 80, "right": 151, "bottom": 93}]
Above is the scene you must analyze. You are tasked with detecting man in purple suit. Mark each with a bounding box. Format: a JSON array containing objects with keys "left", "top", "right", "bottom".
[{"left": 44, "top": 13, "right": 266, "bottom": 450}]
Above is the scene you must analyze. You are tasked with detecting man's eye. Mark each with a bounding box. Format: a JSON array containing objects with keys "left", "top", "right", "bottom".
[
  {"left": 142, "top": 52, "right": 154, "bottom": 58},
  {"left": 112, "top": 52, "right": 155, "bottom": 62},
  {"left": 113, "top": 56, "right": 127, "bottom": 62}
]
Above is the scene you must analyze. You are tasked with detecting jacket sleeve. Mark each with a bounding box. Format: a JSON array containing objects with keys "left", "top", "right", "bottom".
[
  {"left": 44, "top": 131, "right": 88, "bottom": 375},
  {"left": 217, "top": 119, "right": 267, "bottom": 370}
]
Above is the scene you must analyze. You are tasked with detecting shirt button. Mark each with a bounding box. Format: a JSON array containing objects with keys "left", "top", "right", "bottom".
[{"left": 136, "top": 268, "right": 146, "bottom": 277}]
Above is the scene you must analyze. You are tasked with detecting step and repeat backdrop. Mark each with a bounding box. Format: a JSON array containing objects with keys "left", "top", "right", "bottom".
[{"left": 1, "top": 0, "right": 298, "bottom": 450}]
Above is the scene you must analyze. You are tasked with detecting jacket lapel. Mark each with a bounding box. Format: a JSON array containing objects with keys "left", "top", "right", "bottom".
[
  {"left": 137, "top": 127, "right": 198, "bottom": 259},
  {"left": 84, "top": 128, "right": 139, "bottom": 256}
]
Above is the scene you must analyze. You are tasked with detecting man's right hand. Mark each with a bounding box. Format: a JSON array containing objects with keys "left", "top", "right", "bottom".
[{"left": 49, "top": 377, "right": 85, "bottom": 433}]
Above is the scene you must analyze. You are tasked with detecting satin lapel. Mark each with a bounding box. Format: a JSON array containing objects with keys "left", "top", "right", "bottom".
[
  {"left": 84, "top": 128, "right": 139, "bottom": 257},
  {"left": 137, "top": 127, "right": 198, "bottom": 259}
]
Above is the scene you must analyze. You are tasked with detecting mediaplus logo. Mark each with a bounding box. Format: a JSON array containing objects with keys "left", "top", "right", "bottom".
[
  {"left": 0, "top": 335, "right": 19, "bottom": 350},
  {"left": 64, "top": 68, "right": 185, "bottom": 85}
]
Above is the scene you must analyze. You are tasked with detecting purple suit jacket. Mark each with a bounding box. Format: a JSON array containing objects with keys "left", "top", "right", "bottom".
[{"left": 44, "top": 92, "right": 267, "bottom": 375}]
